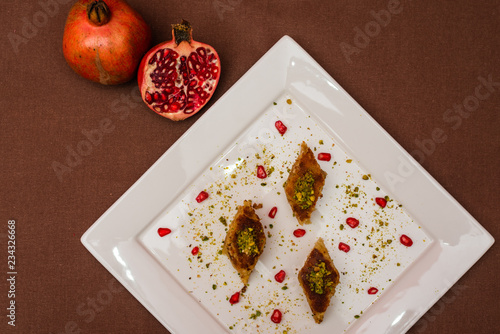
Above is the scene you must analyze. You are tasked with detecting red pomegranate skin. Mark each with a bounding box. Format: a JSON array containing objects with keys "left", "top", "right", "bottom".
[{"left": 63, "top": 0, "right": 151, "bottom": 85}]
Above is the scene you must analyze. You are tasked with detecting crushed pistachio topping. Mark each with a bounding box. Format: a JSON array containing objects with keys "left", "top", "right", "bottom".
[
  {"left": 294, "top": 171, "right": 316, "bottom": 209},
  {"left": 237, "top": 227, "right": 259, "bottom": 256},
  {"left": 308, "top": 261, "right": 333, "bottom": 295}
]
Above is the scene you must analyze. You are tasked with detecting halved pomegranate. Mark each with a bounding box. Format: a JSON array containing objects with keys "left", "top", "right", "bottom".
[{"left": 138, "top": 20, "right": 221, "bottom": 121}]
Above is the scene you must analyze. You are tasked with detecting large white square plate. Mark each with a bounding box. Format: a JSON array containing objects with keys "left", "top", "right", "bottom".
[{"left": 82, "top": 36, "right": 494, "bottom": 334}]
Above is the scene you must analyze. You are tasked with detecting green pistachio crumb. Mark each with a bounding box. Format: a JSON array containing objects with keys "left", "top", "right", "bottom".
[
  {"left": 249, "top": 310, "right": 262, "bottom": 319},
  {"left": 219, "top": 216, "right": 227, "bottom": 226}
]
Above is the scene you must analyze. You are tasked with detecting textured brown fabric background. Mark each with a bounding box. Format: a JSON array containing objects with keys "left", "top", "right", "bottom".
[{"left": 1, "top": 0, "right": 499, "bottom": 333}]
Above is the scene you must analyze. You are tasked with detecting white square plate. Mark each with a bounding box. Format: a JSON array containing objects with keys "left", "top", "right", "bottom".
[{"left": 82, "top": 36, "right": 494, "bottom": 334}]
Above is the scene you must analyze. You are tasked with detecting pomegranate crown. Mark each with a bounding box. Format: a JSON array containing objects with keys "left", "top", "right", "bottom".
[
  {"left": 172, "top": 20, "right": 193, "bottom": 45},
  {"left": 87, "top": 0, "right": 111, "bottom": 26}
]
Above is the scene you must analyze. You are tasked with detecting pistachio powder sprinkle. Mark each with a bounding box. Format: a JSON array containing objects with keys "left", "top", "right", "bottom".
[
  {"left": 308, "top": 261, "right": 333, "bottom": 295},
  {"left": 294, "top": 171, "right": 315, "bottom": 209},
  {"left": 237, "top": 228, "right": 259, "bottom": 255}
]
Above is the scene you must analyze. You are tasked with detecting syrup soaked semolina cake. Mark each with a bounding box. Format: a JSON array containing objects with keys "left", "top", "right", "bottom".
[
  {"left": 284, "top": 141, "right": 327, "bottom": 225},
  {"left": 298, "top": 238, "right": 340, "bottom": 324},
  {"left": 223, "top": 200, "right": 266, "bottom": 285}
]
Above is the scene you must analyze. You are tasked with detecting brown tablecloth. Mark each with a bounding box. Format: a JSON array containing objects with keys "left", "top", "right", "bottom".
[{"left": 1, "top": 0, "right": 499, "bottom": 333}]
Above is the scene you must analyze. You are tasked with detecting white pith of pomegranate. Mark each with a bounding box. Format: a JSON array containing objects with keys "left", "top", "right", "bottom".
[{"left": 138, "top": 20, "right": 221, "bottom": 121}]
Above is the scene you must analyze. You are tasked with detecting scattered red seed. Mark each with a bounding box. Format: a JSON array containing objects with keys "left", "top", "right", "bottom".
[
  {"left": 268, "top": 206, "right": 278, "bottom": 218},
  {"left": 339, "top": 242, "right": 350, "bottom": 253},
  {"left": 317, "top": 153, "right": 331, "bottom": 161},
  {"left": 191, "top": 246, "right": 199, "bottom": 256},
  {"left": 375, "top": 197, "right": 387, "bottom": 208},
  {"left": 368, "top": 287, "right": 379, "bottom": 295},
  {"left": 229, "top": 292, "right": 240, "bottom": 305},
  {"left": 400, "top": 234, "right": 413, "bottom": 247},
  {"left": 157, "top": 228, "right": 171, "bottom": 237},
  {"left": 196, "top": 191, "right": 209, "bottom": 203},
  {"left": 293, "top": 229, "right": 306, "bottom": 238},
  {"left": 274, "top": 270, "right": 286, "bottom": 283},
  {"left": 275, "top": 120, "right": 287, "bottom": 135},
  {"left": 346, "top": 217, "right": 359, "bottom": 228},
  {"left": 271, "top": 309, "right": 282, "bottom": 323},
  {"left": 257, "top": 165, "right": 267, "bottom": 179}
]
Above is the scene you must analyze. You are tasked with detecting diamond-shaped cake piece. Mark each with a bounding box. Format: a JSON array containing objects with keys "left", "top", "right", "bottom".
[
  {"left": 298, "top": 238, "right": 340, "bottom": 324},
  {"left": 223, "top": 200, "right": 266, "bottom": 285},
  {"left": 284, "top": 141, "right": 327, "bottom": 225}
]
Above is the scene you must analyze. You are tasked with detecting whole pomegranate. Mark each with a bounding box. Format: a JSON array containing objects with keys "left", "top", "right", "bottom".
[
  {"left": 63, "top": 0, "right": 151, "bottom": 85},
  {"left": 138, "top": 20, "right": 221, "bottom": 121}
]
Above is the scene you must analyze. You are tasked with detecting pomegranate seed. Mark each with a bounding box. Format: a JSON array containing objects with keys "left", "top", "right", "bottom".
[
  {"left": 196, "top": 191, "right": 209, "bottom": 203},
  {"left": 229, "top": 292, "right": 240, "bottom": 305},
  {"left": 367, "top": 287, "right": 379, "bottom": 295},
  {"left": 268, "top": 206, "right": 278, "bottom": 218},
  {"left": 271, "top": 309, "right": 282, "bottom": 323},
  {"left": 346, "top": 217, "right": 359, "bottom": 228},
  {"left": 157, "top": 228, "right": 171, "bottom": 237},
  {"left": 317, "top": 153, "right": 331, "bottom": 161},
  {"left": 275, "top": 120, "right": 287, "bottom": 135},
  {"left": 400, "top": 234, "right": 413, "bottom": 247},
  {"left": 256, "top": 165, "right": 267, "bottom": 179},
  {"left": 375, "top": 197, "right": 387, "bottom": 208},
  {"left": 274, "top": 270, "right": 286, "bottom": 283},
  {"left": 293, "top": 229, "right": 306, "bottom": 238},
  {"left": 339, "top": 242, "right": 350, "bottom": 253},
  {"left": 191, "top": 246, "right": 199, "bottom": 255}
]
